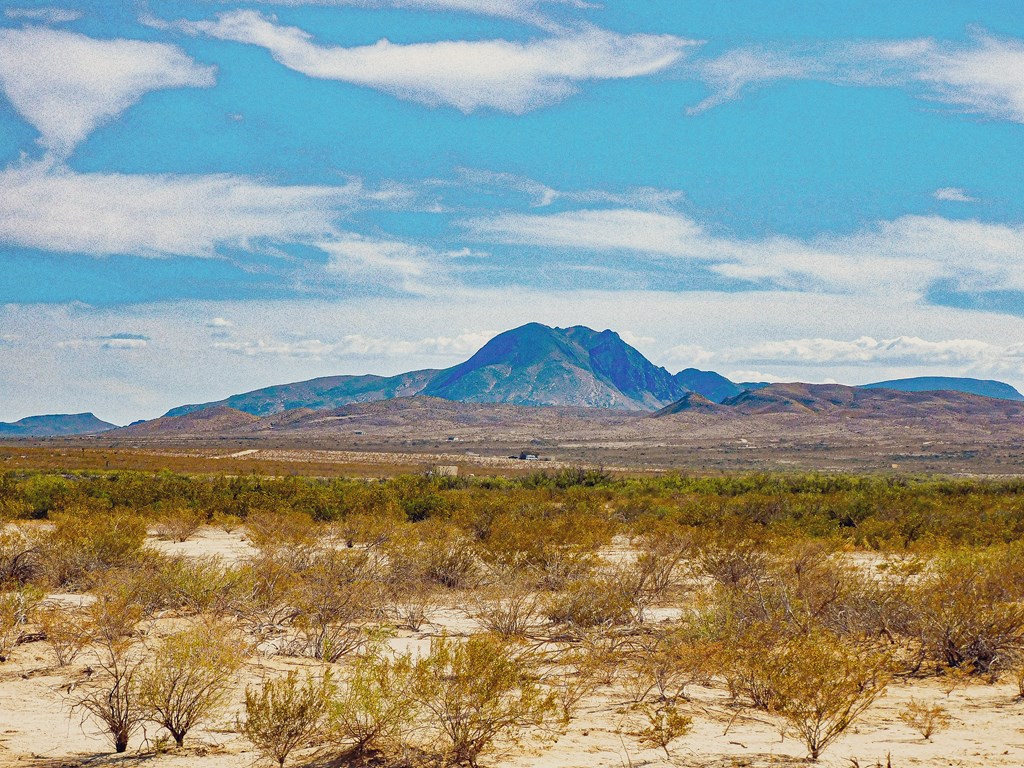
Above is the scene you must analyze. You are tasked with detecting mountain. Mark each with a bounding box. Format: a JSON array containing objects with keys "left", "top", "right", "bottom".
[
  {"left": 164, "top": 323, "right": 718, "bottom": 417},
  {"left": 118, "top": 406, "right": 260, "bottom": 436},
  {"left": 675, "top": 369, "right": 742, "bottom": 402},
  {"left": 0, "top": 413, "right": 118, "bottom": 437},
  {"left": 860, "top": 376, "right": 1024, "bottom": 402},
  {"left": 658, "top": 382, "right": 1024, "bottom": 419},
  {"left": 654, "top": 392, "right": 724, "bottom": 415},
  {"left": 165, "top": 370, "right": 438, "bottom": 418},
  {"left": 421, "top": 323, "right": 688, "bottom": 410}
]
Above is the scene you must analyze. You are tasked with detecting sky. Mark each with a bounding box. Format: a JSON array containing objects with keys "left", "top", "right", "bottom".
[{"left": 1, "top": 1, "right": 1024, "bottom": 424}]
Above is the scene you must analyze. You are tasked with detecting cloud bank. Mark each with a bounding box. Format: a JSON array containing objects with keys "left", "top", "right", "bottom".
[{"left": 466, "top": 208, "right": 1024, "bottom": 298}]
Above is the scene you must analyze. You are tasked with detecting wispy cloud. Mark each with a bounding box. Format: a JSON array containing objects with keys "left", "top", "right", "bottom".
[
  {"left": 4, "top": 6, "right": 82, "bottom": 23},
  {"left": 934, "top": 187, "right": 978, "bottom": 202},
  {"left": 454, "top": 168, "right": 684, "bottom": 209},
  {"left": 688, "top": 30, "right": 1024, "bottom": 124},
  {"left": 466, "top": 208, "right": 1024, "bottom": 298},
  {"left": 734, "top": 336, "right": 1011, "bottom": 367},
  {"left": 0, "top": 27, "right": 214, "bottom": 156},
  {"left": 167, "top": 10, "right": 693, "bottom": 113},
  {"left": 58, "top": 332, "right": 151, "bottom": 350},
  {"left": 232, "top": 0, "right": 593, "bottom": 28},
  {"left": 214, "top": 330, "right": 494, "bottom": 359},
  {"left": 0, "top": 161, "right": 401, "bottom": 258}
]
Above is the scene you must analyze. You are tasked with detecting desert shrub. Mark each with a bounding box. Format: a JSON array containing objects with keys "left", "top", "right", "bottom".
[
  {"left": 70, "top": 637, "right": 146, "bottom": 753},
  {"left": 412, "top": 634, "right": 558, "bottom": 767},
  {"left": 153, "top": 506, "right": 205, "bottom": 542},
  {"left": 770, "top": 631, "right": 891, "bottom": 760},
  {"left": 634, "top": 702, "right": 692, "bottom": 759},
  {"left": 86, "top": 578, "right": 147, "bottom": 645},
  {"left": 41, "top": 510, "right": 146, "bottom": 588},
  {"left": 241, "top": 670, "right": 335, "bottom": 768},
  {"left": 544, "top": 568, "right": 640, "bottom": 628},
  {"left": 331, "top": 643, "right": 417, "bottom": 759},
  {"left": 289, "top": 550, "right": 380, "bottom": 661},
  {"left": 155, "top": 556, "right": 245, "bottom": 617},
  {"left": 469, "top": 577, "right": 544, "bottom": 638},
  {"left": 246, "top": 507, "right": 319, "bottom": 570},
  {"left": 910, "top": 546, "right": 1024, "bottom": 674},
  {"left": 138, "top": 622, "right": 248, "bottom": 747},
  {"left": 620, "top": 627, "right": 717, "bottom": 705},
  {"left": 232, "top": 554, "right": 301, "bottom": 637},
  {"left": 543, "top": 646, "right": 603, "bottom": 722},
  {"left": 336, "top": 511, "right": 405, "bottom": 549},
  {"left": 476, "top": 507, "right": 610, "bottom": 589},
  {"left": 386, "top": 522, "right": 480, "bottom": 590},
  {"left": 898, "top": 699, "right": 951, "bottom": 740},
  {"left": 693, "top": 518, "right": 775, "bottom": 589},
  {"left": 628, "top": 526, "right": 694, "bottom": 608},
  {"left": 212, "top": 511, "right": 244, "bottom": 533},
  {"left": 0, "top": 525, "right": 40, "bottom": 586},
  {"left": 38, "top": 601, "right": 92, "bottom": 666},
  {"left": 387, "top": 579, "right": 441, "bottom": 632},
  {"left": 0, "top": 585, "right": 42, "bottom": 662}
]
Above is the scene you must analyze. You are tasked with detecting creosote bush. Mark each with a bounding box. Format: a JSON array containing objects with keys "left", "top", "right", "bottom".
[
  {"left": 138, "top": 621, "right": 248, "bottom": 747},
  {"left": 635, "top": 702, "right": 692, "bottom": 759},
  {"left": 898, "top": 699, "right": 952, "bottom": 741},
  {"left": 412, "top": 634, "right": 559, "bottom": 767},
  {"left": 241, "top": 670, "right": 335, "bottom": 768},
  {"left": 71, "top": 637, "right": 146, "bottom": 753},
  {"left": 331, "top": 641, "right": 416, "bottom": 760},
  {"left": 38, "top": 601, "right": 92, "bottom": 666},
  {"left": 0, "top": 585, "right": 42, "bottom": 662},
  {"left": 770, "top": 631, "right": 891, "bottom": 760}
]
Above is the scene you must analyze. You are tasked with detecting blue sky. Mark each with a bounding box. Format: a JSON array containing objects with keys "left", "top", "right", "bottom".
[{"left": 2, "top": 0, "right": 1024, "bottom": 423}]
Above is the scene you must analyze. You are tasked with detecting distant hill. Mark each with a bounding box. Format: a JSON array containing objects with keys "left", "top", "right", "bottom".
[
  {"left": 675, "top": 369, "right": 742, "bottom": 402},
  {"left": 658, "top": 382, "right": 1024, "bottom": 419},
  {"left": 166, "top": 371, "right": 438, "bottom": 418},
  {"left": 118, "top": 406, "right": 259, "bottom": 435},
  {"left": 162, "top": 323, "right": 730, "bottom": 417},
  {"left": 0, "top": 413, "right": 117, "bottom": 436},
  {"left": 860, "top": 376, "right": 1024, "bottom": 402}
]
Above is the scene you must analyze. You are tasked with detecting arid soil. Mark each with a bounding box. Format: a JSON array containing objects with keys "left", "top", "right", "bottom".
[{"left": 3, "top": 527, "right": 1024, "bottom": 768}]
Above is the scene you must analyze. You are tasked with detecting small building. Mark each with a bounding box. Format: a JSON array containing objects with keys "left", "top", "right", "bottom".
[{"left": 519, "top": 452, "right": 540, "bottom": 461}]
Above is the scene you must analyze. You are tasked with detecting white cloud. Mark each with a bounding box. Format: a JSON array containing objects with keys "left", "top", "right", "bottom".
[
  {"left": 688, "top": 30, "right": 1024, "bottom": 124},
  {"left": 466, "top": 208, "right": 1024, "bottom": 298},
  {"left": 57, "top": 333, "right": 150, "bottom": 351},
  {"left": 4, "top": 7, "right": 82, "bottom": 23},
  {"left": 724, "top": 370, "right": 789, "bottom": 384},
  {"left": 207, "top": 317, "right": 234, "bottom": 328},
  {"left": 0, "top": 161, "right": 393, "bottom": 258},
  {"left": 934, "top": 187, "right": 977, "bottom": 202},
  {"left": 173, "top": 10, "right": 692, "bottom": 113},
  {"left": 213, "top": 330, "right": 495, "bottom": 360},
  {"left": 236, "top": 0, "right": 592, "bottom": 27},
  {"left": 0, "top": 27, "right": 214, "bottom": 156},
  {"left": 455, "top": 168, "right": 684, "bottom": 209},
  {"left": 733, "top": 336, "right": 1010, "bottom": 367}
]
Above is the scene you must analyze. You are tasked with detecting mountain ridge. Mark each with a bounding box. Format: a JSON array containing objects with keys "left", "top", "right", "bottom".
[
  {"left": 163, "top": 323, "right": 738, "bottom": 417},
  {"left": 0, "top": 413, "right": 118, "bottom": 437},
  {"left": 155, "top": 324, "right": 1024, "bottom": 421}
]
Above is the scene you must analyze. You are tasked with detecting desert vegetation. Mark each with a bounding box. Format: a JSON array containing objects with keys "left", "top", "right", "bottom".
[{"left": 2, "top": 468, "right": 1024, "bottom": 766}]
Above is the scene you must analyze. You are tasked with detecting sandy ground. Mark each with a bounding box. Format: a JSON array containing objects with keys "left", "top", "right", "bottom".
[{"left": 2, "top": 528, "right": 1023, "bottom": 768}]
